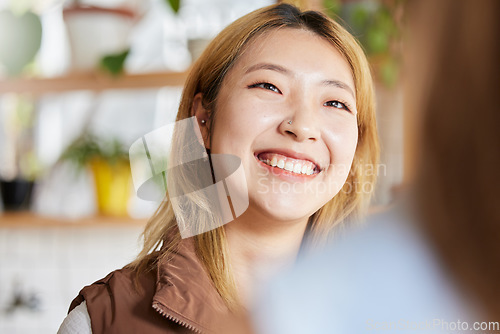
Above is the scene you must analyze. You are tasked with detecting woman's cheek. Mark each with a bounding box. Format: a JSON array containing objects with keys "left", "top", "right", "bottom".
[
  {"left": 324, "top": 119, "right": 358, "bottom": 167},
  {"left": 343, "top": 122, "right": 359, "bottom": 158}
]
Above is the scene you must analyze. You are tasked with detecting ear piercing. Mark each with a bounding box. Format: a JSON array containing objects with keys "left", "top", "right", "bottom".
[{"left": 201, "top": 119, "right": 206, "bottom": 124}]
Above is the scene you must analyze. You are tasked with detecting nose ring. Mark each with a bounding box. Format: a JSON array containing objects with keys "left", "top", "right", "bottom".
[{"left": 287, "top": 120, "right": 292, "bottom": 125}]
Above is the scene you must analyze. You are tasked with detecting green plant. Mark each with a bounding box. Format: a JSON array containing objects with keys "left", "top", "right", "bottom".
[
  {"left": 61, "top": 134, "right": 129, "bottom": 171},
  {"left": 100, "top": 49, "right": 130, "bottom": 76},
  {"left": 165, "top": 0, "right": 181, "bottom": 14},
  {"left": 323, "top": 0, "right": 404, "bottom": 86}
]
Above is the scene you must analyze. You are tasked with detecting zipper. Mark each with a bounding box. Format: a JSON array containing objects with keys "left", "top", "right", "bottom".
[{"left": 152, "top": 301, "right": 203, "bottom": 333}]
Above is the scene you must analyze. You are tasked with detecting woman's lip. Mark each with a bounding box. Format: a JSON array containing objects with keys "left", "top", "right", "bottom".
[{"left": 254, "top": 149, "right": 321, "bottom": 171}]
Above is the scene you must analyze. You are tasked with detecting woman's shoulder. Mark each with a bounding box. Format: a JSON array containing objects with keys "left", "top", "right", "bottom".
[
  {"left": 68, "top": 238, "right": 229, "bottom": 333},
  {"left": 69, "top": 264, "right": 155, "bottom": 312},
  {"left": 68, "top": 261, "right": 192, "bottom": 333}
]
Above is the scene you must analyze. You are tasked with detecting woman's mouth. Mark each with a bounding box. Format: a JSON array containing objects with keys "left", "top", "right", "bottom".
[{"left": 256, "top": 152, "right": 320, "bottom": 176}]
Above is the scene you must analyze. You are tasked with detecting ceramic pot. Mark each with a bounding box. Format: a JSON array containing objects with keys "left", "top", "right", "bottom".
[
  {"left": 63, "top": 6, "right": 135, "bottom": 72},
  {"left": 90, "top": 158, "right": 131, "bottom": 216},
  {"left": 0, "top": 179, "right": 34, "bottom": 211},
  {"left": 0, "top": 10, "right": 42, "bottom": 76}
]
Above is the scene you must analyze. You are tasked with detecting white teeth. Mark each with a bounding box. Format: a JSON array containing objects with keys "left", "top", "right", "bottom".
[
  {"left": 301, "top": 164, "right": 308, "bottom": 174},
  {"left": 259, "top": 154, "right": 318, "bottom": 176}
]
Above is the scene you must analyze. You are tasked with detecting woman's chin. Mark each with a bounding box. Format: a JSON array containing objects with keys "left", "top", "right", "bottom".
[{"left": 246, "top": 196, "right": 317, "bottom": 224}]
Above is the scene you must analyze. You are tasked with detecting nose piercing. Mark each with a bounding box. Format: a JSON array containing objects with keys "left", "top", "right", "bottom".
[{"left": 288, "top": 120, "right": 292, "bottom": 125}]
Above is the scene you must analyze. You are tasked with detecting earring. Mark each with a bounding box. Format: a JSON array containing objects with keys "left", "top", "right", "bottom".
[
  {"left": 288, "top": 120, "right": 292, "bottom": 125},
  {"left": 201, "top": 119, "right": 206, "bottom": 124}
]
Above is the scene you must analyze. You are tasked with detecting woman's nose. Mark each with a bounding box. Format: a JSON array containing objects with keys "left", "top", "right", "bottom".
[{"left": 278, "top": 101, "right": 320, "bottom": 142}]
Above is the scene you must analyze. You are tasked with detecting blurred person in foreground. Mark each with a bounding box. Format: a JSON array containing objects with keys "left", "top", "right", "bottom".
[{"left": 250, "top": 0, "right": 500, "bottom": 333}]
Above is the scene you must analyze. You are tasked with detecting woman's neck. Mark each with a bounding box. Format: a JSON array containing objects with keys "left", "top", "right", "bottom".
[{"left": 224, "top": 209, "right": 309, "bottom": 306}]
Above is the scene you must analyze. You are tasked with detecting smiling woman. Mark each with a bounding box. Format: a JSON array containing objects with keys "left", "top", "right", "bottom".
[{"left": 58, "top": 3, "right": 379, "bottom": 334}]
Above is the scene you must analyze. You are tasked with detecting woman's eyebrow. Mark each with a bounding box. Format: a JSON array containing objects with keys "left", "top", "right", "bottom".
[
  {"left": 245, "top": 62, "right": 355, "bottom": 98},
  {"left": 322, "top": 80, "right": 355, "bottom": 99},
  {"left": 245, "top": 62, "right": 290, "bottom": 75}
]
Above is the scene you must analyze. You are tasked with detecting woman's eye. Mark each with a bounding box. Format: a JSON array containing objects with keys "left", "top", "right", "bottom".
[
  {"left": 324, "top": 100, "right": 350, "bottom": 112},
  {"left": 249, "top": 82, "right": 281, "bottom": 94}
]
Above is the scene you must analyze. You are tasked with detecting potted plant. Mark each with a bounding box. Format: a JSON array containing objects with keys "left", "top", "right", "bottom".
[
  {"left": 0, "top": 95, "right": 41, "bottom": 211},
  {"left": 62, "top": 0, "right": 138, "bottom": 73},
  {"left": 61, "top": 134, "right": 132, "bottom": 216},
  {"left": 62, "top": 0, "right": 185, "bottom": 74}
]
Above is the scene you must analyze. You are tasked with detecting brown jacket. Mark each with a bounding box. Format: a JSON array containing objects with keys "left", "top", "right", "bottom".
[{"left": 69, "top": 238, "right": 230, "bottom": 334}]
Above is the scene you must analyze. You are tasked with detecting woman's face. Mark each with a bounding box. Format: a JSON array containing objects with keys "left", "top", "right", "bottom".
[{"left": 205, "top": 28, "right": 358, "bottom": 224}]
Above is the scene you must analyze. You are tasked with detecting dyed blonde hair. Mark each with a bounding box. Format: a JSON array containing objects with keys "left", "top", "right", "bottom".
[{"left": 129, "top": 3, "right": 379, "bottom": 309}]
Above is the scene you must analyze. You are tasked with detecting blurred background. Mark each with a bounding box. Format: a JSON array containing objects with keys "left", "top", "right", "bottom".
[{"left": 0, "top": 0, "right": 406, "bottom": 332}]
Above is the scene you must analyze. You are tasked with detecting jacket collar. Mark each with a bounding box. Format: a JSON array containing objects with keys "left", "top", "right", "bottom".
[{"left": 152, "top": 237, "right": 230, "bottom": 333}]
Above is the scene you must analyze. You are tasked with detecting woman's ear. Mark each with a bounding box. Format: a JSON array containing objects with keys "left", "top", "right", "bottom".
[{"left": 191, "top": 92, "right": 211, "bottom": 149}]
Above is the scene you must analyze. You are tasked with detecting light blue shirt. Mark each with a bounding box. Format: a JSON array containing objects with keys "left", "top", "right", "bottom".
[{"left": 252, "top": 207, "right": 472, "bottom": 334}]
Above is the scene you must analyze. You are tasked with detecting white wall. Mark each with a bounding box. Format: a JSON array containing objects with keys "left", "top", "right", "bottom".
[{"left": 0, "top": 224, "right": 143, "bottom": 334}]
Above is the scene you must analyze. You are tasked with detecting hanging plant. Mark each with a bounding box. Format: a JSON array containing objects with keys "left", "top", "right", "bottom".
[{"left": 323, "top": 0, "right": 404, "bottom": 87}]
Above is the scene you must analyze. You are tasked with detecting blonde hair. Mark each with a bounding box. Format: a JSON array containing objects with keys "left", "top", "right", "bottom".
[{"left": 129, "top": 3, "right": 379, "bottom": 309}]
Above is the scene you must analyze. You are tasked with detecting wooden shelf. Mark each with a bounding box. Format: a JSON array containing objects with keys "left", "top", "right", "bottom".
[
  {"left": 0, "top": 211, "right": 147, "bottom": 228},
  {"left": 0, "top": 206, "right": 390, "bottom": 229},
  {"left": 0, "top": 70, "right": 189, "bottom": 96}
]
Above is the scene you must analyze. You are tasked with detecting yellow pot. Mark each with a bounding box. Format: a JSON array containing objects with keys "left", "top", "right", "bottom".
[{"left": 90, "top": 158, "right": 131, "bottom": 216}]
